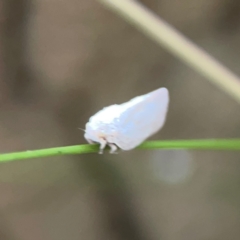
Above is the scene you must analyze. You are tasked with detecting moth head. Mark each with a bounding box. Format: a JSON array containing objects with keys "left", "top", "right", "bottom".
[{"left": 84, "top": 123, "right": 106, "bottom": 144}]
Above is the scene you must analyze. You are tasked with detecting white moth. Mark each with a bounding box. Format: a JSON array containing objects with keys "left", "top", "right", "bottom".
[{"left": 84, "top": 87, "right": 169, "bottom": 154}]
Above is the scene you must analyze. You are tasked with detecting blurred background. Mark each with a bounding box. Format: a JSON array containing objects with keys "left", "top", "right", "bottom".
[{"left": 0, "top": 0, "right": 240, "bottom": 239}]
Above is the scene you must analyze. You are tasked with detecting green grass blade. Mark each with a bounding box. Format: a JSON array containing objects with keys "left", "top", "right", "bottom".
[{"left": 0, "top": 139, "right": 240, "bottom": 163}]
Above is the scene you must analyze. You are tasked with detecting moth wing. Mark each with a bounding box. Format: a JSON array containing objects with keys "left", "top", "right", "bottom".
[{"left": 113, "top": 88, "right": 169, "bottom": 150}]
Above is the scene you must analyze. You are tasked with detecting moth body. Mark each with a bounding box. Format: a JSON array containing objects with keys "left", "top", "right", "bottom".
[{"left": 84, "top": 87, "right": 169, "bottom": 154}]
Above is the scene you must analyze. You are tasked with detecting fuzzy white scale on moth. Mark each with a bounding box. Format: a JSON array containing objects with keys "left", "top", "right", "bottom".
[{"left": 84, "top": 87, "right": 169, "bottom": 154}]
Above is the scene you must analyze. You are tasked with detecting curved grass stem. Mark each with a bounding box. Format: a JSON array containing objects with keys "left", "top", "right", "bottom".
[
  {"left": 0, "top": 139, "right": 240, "bottom": 163},
  {"left": 98, "top": 0, "right": 240, "bottom": 103}
]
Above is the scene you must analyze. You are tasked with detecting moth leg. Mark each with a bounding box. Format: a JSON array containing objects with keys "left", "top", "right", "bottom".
[
  {"left": 99, "top": 138, "right": 107, "bottom": 154},
  {"left": 108, "top": 143, "right": 118, "bottom": 154}
]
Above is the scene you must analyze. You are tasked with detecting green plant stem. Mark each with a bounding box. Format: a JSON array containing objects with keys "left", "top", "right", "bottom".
[
  {"left": 0, "top": 139, "right": 240, "bottom": 163},
  {"left": 98, "top": 0, "right": 240, "bottom": 103}
]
